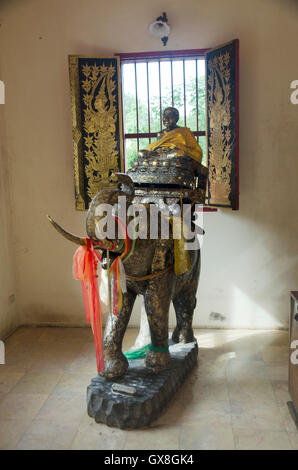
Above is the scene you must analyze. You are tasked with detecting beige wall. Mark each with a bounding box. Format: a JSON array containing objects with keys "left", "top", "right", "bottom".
[
  {"left": 0, "top": 0, "right": 297, "bottom": 331},
  {"left": 0, "top": 96, "right": 18, "bottom": 338}
]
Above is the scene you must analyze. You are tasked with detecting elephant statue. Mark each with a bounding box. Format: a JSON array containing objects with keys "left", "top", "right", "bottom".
[{"left": 48, "top": 173, "right": 201, "bottom": 379}]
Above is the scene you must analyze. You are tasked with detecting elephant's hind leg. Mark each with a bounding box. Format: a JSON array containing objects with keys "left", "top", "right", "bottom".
[
  {"left": 100, "top": 290, "right": 136, "bottom": 379},
  {"left": 172, "top": 289, "right": 196, "bottom": 344},
  {"left": 144, "top": 275, "right": 173, "bottom": 372},
  {"left": 172, "top": 251, "right": 200, "bottom": 344}
]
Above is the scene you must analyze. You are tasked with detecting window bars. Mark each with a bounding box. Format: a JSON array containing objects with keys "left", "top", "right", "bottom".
[{"left": 119, "top": 51, "right": 207, "bottom": 168}]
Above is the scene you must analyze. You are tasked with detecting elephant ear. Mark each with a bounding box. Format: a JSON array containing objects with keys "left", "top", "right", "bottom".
[
  {"left": 113, "top": 173, "right": 135, "bottom": 204},
  {"left": 86, "top": 188, "right": 118, "bottom": 242},
  {"left": 86, "top": 173, "right": 135, "bottom": 244}
]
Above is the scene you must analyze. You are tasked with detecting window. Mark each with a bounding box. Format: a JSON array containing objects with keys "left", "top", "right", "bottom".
[
  {"left": 70, "top": 40, "right": 239, "bottom": 211},
  {"left": 119, "top": 50, "right": 208, "bottom": 170}
]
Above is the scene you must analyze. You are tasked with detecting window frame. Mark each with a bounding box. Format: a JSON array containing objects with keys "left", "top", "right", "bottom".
[{"left": 117, "top": 49, "right": 210, "bottom": 170}]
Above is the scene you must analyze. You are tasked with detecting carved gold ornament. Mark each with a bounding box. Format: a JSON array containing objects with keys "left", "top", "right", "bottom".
[
  {"left": 207, "top": 52, "right": 232, "bottom": 206},
  {"left": 69, "top": 56, "right": 123, "bottom": 210}
]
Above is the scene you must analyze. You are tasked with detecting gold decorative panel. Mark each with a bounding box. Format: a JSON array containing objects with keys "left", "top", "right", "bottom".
[
  {"left": 206, "top": 40, "right": 239, "bottom": 210},
  {"left": 69, "top": 56, "right": 124, "bottom": 210}
]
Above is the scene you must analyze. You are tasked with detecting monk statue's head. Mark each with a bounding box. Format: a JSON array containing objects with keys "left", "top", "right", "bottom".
[{"left": 163, "top": 107, "right": 179, "bottom": 131}]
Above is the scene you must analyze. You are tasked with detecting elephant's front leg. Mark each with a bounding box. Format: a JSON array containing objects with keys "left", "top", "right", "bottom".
[
  {"left": 100, "top": 289, "right": 136, "bottom": 378},
  {"left": 144, "top": 274, "right": 174, "bottom": 372}
]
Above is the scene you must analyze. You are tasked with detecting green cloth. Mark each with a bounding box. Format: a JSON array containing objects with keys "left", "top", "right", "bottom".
[
  {"left": 124, "top": 343, "right": 169, "bottom": 359},
  {"left": 148, "top": 344, "right": 169, "bottom": 353},
  {"left": 124, "top": 344, "right": 150, "bottom": 359}
]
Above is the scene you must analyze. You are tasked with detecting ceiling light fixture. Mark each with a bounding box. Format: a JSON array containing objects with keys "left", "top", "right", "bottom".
[{"left": 149, "top": 12, "right": 170, "bottom": 47}]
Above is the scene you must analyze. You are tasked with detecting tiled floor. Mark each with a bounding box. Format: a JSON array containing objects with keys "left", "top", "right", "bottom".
[{"left": 0, "top": 326, "right": 297, "bottom": 450}]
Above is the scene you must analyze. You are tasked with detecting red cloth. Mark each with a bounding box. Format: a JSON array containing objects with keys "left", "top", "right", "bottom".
[{"left": 73, "top": 239, "right": 105, "bottom": 372}]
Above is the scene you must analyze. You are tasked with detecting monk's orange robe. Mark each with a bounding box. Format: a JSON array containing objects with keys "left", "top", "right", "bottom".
[{"left": 147, "top": 127, "right": 203, "bottom": 163}]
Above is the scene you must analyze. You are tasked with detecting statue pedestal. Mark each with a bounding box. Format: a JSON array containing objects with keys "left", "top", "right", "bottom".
[{"left": 87, "top": 340, "right": 198, "bottom": 429}]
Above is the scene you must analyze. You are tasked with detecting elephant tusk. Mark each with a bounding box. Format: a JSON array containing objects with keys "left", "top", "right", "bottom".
[
  {"left": 46, "top": 215, "right": 120, "bottom": 251},
  {"left": 46, "top": 215, "right": 86, "bottom": 246}
]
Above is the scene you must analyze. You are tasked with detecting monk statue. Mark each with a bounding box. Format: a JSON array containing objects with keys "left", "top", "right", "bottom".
[
  {"left": 144, "top": 106, "right": 203, "bottom": 164},
  {"left": 130, "top": 107, "right": 206, "bottom": 279}
]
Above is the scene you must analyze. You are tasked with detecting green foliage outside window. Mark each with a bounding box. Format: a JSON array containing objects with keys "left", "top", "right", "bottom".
[{"left": 123, "top": 75, "right": 206, "bottom": 169}]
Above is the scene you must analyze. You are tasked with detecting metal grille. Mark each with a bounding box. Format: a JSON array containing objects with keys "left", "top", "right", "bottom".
[{"left": 119, "top": 50, "right": 207, "bottom": 169}]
